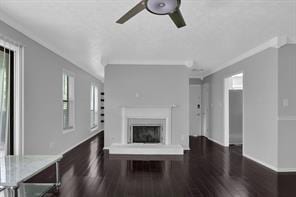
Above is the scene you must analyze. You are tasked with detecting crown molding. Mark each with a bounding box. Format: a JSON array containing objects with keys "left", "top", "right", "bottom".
[
  {"left": 0, "top": 14, "right": 104, "bottom": 82},
  {"left": 107, "top": 60, "right": 193, "bottom": 68},
  {"left": 204, "top": 36, "right": 296, "bottom": 78},
  {"left": 287, "top": 36, "right": 296, "bottom": 44}
]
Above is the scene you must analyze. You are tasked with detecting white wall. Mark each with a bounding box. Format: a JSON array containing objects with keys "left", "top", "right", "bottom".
[
  {"left": 278, "top": 44, "right": 296, "bottom": 170},
  {"left": 203, "top": 48, "right": 279, "bottom": 169},
  {"left": 104, "top": 65, "right": 189, "bottom": 149},
  {"left": 0, "top": 19, "right": 103, "bottom": 155}
]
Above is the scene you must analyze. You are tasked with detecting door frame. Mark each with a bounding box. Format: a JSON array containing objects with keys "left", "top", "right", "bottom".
[
  {"left": 201, "top": 83, "right": 209, "bottom": 137},
  {"left": 189, "top": 84, "right": 202, "bottom": 136},
  {"left": 14, "top": 46, "right": 24, "bottom": 155},
  {"left": 224, "top": 72, "right": 244, "bottom": 147}
]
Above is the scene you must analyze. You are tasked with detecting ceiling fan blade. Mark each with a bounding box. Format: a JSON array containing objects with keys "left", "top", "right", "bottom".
[
  {"left": 169, "top": 9, "right": 186, "bottom": 28},
  {"left": 116, "top": 1, "right": 146, "bottom": 24}
]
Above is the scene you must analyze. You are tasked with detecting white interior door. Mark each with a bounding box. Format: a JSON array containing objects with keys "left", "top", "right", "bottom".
[
  {"left": 202, "top": 83, "right": 209, "bottom": 137},
  {"left": 189, "top": 85, "right": 202, "bottom": 136}
]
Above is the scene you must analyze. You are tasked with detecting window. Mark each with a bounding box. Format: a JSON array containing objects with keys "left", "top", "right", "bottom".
[
  {"left": 90, "top": 84, "right": 99, "bottom": 129},
  {"left": 0, "top": 45, "right": 14, "bottom": 155},
  {"left": 63, "top": 72, "right": 75, "bottom": 131}
]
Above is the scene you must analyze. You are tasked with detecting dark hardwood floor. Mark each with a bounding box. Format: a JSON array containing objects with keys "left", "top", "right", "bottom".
[{"left": 28, "top": 132, "right": 296, "bottom": 197}]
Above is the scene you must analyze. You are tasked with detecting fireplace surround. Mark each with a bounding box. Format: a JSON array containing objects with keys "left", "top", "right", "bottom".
[{"left": 108, "top": 106, "right": 183, "bottom": 155}]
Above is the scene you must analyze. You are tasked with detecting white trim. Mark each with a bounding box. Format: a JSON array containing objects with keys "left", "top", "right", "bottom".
[
  {"left": 207, "top": 137, "right": 296, "bottom": 172},
  {"left": 90, "top": 83, "right": 99, "bottom": 131},
  {"left": 277, "top": 168, "right": 296, "bottom": 172},
  {"left": 201, "top": 83, "right": 210, "bottom": 137},
  {"left": 0, "top": 13, "right": 104, "bottom": 82},
  {"left": 14, "top": 46, "right": 24, "bottom": 156},
  {"left": 204, "top": 36, "right": 296, "bottom": 78},
  {"left": 60, "top": 129, "right": 103, "bottom": 155},
  {"left": 206, "top": 136, "right": 226, "bottom": 147},
  {"left": 62, "top": 128, "right": 75, "bottom": 134},
  {"left": 183, "top": 146, "right": 190, "bottom": 150},
  {"left": 0, "top": 39, "right": 24, "bottom": 155},
  {"left": 206, "top": 136, "right": 296, "bottom": 172},
  {"left": 62, "top": 69, "right": 75, "bottom": 78},
  {"left": 278, "top": 116, "right": 296, "bottom": 121},
  {"left": 243, "top": 153, "right": 278, "bottom": 172},
  {"left": 21, "top": 47, "right": 25, "bottom": 156},
  {"left": 107, "top": 61, "right": 190, "bottom": 67},
  {"left": 224, "top": 77, "right": 231, "bottom": 147},
  {"left": 91, "top": 126, "right": 99, "bottom": 132},
  {"left": 62, "top": 70, "right": 76, "bottom": 134},
  {"left": 0, "top": 37, "right": 21, "bottom": 51},
  {"left": 189, "top": 76, "right": 203, "bottom": 79},
  {"left": 224, "top": 72, "right": 244, "bottom": 147}
]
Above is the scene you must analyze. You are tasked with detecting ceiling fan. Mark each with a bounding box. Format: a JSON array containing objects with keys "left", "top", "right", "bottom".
[{"left": 116, "top": 0, "right": 186, "bottom": 28}]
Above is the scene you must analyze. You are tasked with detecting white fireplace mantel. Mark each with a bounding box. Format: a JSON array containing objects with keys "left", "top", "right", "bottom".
[{"left": 121, "top": 106, "right": 172, "bottom": 145}]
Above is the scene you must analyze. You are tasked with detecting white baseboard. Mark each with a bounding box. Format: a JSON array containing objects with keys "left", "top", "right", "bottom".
[
  {"left": 60, "top": 129, "right": 104, "bottom": 155},
  {"left": 206, "top": 137, "right": 296, "bottom": 173},
  {"left": 277, "top": 168, "right": 296, "bottom": 172},
  {"left": 243, "top": 153, "right": 278, "bottom": 172},
  {"left": 206, "top": 136, "right": 226, "bottom": 147},
  {"left": 183, "top": 146, "right": 190, "bottom": 150},
  {"left": 244, "top": 153, "right": 296, "bottom": 172}
]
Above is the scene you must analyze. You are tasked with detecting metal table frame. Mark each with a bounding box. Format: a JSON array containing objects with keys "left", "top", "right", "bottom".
[{"left": 4, "top": 160, "right": 61, "bottom": 197}]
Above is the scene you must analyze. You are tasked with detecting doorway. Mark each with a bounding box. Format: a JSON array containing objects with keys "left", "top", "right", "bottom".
[
  {"left": 189, "top": 84, "right": 202, "bottom": 136},
  {"left": 224, "top": 73, "right": 243, "bottom": 147}
]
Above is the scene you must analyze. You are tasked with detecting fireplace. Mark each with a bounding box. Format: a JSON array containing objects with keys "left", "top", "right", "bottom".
[
  {"left": 121, "top": 107, "right": 172, "bottom": 146},
  {"left": 127, "top": 118, "right": 165, "bottom": 144},
  {"left": 132, "top": 126, "right": 161, "bottom": 143},
  {"left": 110, "top": 107, "right": 183, "bottom": 155}
]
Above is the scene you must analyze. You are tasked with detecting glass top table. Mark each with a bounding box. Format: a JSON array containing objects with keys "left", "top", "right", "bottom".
[{"left": 0, "top": 155, "right": 62, "bottom": 197}]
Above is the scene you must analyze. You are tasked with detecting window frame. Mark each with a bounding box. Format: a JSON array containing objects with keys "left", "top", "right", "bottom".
[
  {"left": 0, "top": 46, "right": 14, "bottom": 155},
  {"left": 0, "top": 38, "right": 23, "bottom": 156},
  {"left": 90, "top": 83, "right": 99, "bottom": 131},
  {"left": 62, "top": 70, "right": 75, "bottom": 134}
]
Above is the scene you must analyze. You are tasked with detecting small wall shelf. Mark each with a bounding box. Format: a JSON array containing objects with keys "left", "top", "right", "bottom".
[{"left": 100, "top": 92, "right": 104, "bottom": 126}]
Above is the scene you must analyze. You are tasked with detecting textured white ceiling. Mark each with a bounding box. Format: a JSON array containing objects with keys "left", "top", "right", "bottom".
[{"left": 0, "top": 0, "right": 295, "bottom": 79}]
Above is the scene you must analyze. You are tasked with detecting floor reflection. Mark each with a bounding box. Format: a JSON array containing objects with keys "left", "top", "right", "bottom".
[{"left": 8, "top": 133, "right": 296, "bottom": 197}]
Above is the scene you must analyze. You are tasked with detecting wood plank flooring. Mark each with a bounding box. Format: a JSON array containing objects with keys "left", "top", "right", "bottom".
[{"left": 28, "top": 132, "right": 296, "bottom": 197}]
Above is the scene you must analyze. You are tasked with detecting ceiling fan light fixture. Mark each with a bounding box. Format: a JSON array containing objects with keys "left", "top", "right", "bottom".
[
  {"left": 116, "top": 0, "right": 186, "bottom": 28},
  {"left": 146, "top": 0, "right": 180, "bottom": 15}
]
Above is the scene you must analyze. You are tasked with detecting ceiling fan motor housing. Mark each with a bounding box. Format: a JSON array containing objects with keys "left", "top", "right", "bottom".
[{"left": 145, "top": 0, "right": 181, "bottom": 15}]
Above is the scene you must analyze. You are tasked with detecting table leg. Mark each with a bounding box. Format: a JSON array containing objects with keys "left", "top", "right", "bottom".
[
  {"left": 55, "top": 161, "right": 61, "bottom": 187},
  {"left": 6, "top": 187, "right": 17, "bottom": 197}
]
